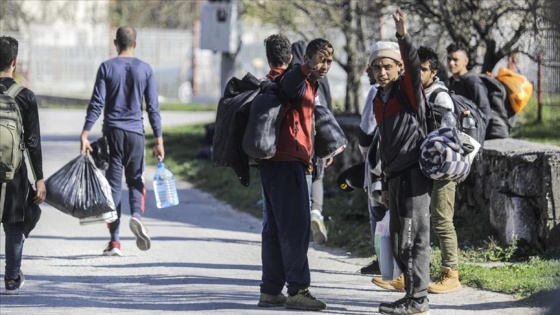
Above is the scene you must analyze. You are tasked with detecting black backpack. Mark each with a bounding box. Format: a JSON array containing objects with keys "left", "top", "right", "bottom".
[
  {"left": 477, "top": 74, "right": 513, "bottom": 139},
  {"left": 428, "top": 88, "right": 487, "bottom": 146}
]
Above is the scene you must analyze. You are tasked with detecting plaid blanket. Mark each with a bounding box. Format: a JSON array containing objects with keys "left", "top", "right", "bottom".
[{"left": 419, "top": 127, "right": 478, "bottom": 182}]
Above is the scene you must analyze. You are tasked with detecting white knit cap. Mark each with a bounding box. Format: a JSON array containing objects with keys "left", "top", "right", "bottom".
[{"left": 368, "top": 41, "right": 402, "bottom": 66}]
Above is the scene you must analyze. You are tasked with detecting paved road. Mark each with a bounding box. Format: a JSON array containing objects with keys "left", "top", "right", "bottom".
[{"left": 0, "top": 109, "right": 547, "bottom": 314}]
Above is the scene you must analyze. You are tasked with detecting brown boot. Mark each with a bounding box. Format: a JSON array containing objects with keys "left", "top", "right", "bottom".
[
  {"left": 428, "top": 266, "right": 462, "bottom": 294},
  {"left": 371, "top": 274, "right": 405, "bottom": 292}
]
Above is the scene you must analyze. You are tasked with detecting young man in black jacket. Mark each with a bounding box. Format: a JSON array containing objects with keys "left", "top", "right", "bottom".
[
  {"left": 0, "top": 35, "right": 46, "bottom": 295},
  {"left": 446, "top": 42, "right": 493, "bottom": 139},
  {"left": 370, "top": 10, "right": 431, "bottom": 315}
]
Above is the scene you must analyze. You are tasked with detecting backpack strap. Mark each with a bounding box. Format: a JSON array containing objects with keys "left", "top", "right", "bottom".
[
  {"left": 5, "top": 83, "right": 25, "bottom": 149},
  {"left": 6, "top": 83, "right": 24, "bottom": 99},
  {"left": 0, "top": 182, "right": 6, "bottom": 219},
  {"left": 428, "top": 87, "right": 447, "bottom": 104}
]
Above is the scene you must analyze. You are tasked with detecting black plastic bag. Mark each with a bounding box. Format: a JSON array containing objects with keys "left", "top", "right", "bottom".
[
  {"left": 90, "top": 136, "right": 110, "bottom": 171},
  {"left": 22, "top": 186, "right": 42, "bottom": 238},
  {"left": 45, "top": 154, "right": 116, "bottom": 219}
]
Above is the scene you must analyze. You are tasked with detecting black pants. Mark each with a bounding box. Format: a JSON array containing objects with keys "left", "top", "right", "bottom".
[
  {"left": 259, "top": 159, "right": 311, "bottom": 296},
  {"left": 105, "top": 128, "right": 146, "bottom": 242},
  {"left": 388, "top": 166, "right": 432, "bottom": 299}
]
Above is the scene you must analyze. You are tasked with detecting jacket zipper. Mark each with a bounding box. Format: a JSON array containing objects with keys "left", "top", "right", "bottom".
[
  {"left": 381, "top": 100, "right": 387, "bottom": 174},
  {"left": 294, "top": 121, "right": 299, "bottom": 151}
]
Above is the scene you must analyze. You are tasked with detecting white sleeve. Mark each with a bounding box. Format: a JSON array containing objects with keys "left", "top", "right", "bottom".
[
  {"left": 434, "top": 92, "right": 455, "bottom": 112},
  {"left": 359, "top": 86, "right": 378, "bottom": 134}
]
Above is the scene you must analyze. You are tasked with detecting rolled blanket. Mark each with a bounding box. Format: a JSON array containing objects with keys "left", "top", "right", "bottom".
[{"left": 419, "top": 127, "right": 477, "bottom": 182}]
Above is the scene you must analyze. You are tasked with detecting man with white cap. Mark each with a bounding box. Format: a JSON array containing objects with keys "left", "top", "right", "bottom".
[{"left": 370, "top": 8, "right": 431, "bottom": 315}]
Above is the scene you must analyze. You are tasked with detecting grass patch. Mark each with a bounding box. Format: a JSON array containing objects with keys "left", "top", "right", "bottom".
[
  {"left": 511, "top": 95, "right": 560, "bottom": 146},
  {"left": 459, "top": 257, "right": 560, "bottom": 296},
  {"left": 148, "top": 120, "right": 560, "bottom": 298}
]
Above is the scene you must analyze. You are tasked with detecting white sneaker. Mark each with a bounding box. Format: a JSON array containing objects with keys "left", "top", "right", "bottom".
[
  {"left": 129, "top": 217, "right": 151, "bottom": 251},
  {"left": 102, "top": 241, "right": 122, "bottom": 256},
  {"left": 310, "top": 209, "right": 328, "bottom": 244}
]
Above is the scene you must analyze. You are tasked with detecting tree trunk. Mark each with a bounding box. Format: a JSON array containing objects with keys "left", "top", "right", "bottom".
[
  {"left": 342, "top": 0, "right": 362, "bottom": 114},
  {"left": 345, "top": 68, "right": 362, "bottom": 114},
  {"left": 481, "top": 39, "right": 500, "bottom": 74}
]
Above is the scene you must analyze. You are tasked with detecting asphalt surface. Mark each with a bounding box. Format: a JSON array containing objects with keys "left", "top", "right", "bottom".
[{"left": 0, "top": 108, "right": 548, "bottom": 314}]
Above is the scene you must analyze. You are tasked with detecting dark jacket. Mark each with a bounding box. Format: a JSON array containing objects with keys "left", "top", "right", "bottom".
[
  {"left": 212, "top": 73, "right": 262, "bottom": 186},
  {"left": 0, "top": 77, "right": 43, "bottom": 225},
  {"left": 448, "top": 74, "right": 491, "bottom": 128},
  {"left": 372, "top": 33, "right": 426, "bottom": 179}
]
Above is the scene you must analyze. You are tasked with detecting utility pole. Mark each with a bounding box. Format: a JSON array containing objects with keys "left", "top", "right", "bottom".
[{"left": 199, "top": 0, "right": 241, "bottom": 95}]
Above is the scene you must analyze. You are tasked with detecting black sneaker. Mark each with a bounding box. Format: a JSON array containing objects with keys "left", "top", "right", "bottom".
[
  {"left": 4, "top": 271, "right": 25, "bottom": 295},
  {"left": 360, "top": 260, "right": 380, "bottom": 274},
  {"left": 379, "top": 297, "right": 429, "bottom": 315},
  {"left": 258, "top": 292, "right": 287, "bottom": 307},
  {"left": 285, "top": 288, "right": 327, "bottom": 311}
]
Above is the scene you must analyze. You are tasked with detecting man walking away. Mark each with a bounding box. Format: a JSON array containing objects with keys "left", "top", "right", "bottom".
[
  {"left": 80, "top": 26, "right": 165, "bottom": 256},
  {"left": 0, "top": 35, "right": 47, "bottom": 295}
]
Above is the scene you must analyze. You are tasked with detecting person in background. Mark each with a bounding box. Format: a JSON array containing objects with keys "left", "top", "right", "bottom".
[
  {"left": 491, "top": 49, "right": 521, "bottom": 76},
  {"left": 257, "top": 33, "right": 293, "bottom": 308},
  {"left": 446, "top": 42, "right": 493, "bottom": 138},
  {"left": 258, "top": 37, "right": 333, "bottom": 311},
  {"left": 357, "top": 45, "right": 385, "bottom": 276},
  {"left": 418, "top": 46, "right": 462, "bottom": 294},
  {"left": 80, "top": 26, "right": 165, "bottom": 256},
  {"left": 365, "top": 45, "right": 406, "bottom": 292},
  {"left": 291, "top": 40, "right": 332, "bottom": 245},
  {"left": 0, "top": 35, "right": 46, "bottom": 295}
]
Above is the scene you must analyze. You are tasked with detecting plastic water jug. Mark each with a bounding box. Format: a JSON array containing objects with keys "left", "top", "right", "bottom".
[
  {"left": 153, "top": 162, "right": 179, "bottom": 208},
  {"left": 441, "top": 108, "right": 457, "bottom": 128},
  {"left": 460, "top": 110, "right": 477, "bottom": 139}
]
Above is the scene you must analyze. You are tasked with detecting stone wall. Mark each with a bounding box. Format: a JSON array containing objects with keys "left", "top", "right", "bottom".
[
  {"left": 457, "top": 139, "right": 560, "bottom": 250},
  {"left": 328, "top": 116, "right": 560, "bottom": 250}
]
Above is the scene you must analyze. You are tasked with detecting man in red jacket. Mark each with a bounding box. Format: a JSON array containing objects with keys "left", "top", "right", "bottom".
[{"left": 258, "top": 36, "right": 332, "bottom": 311}]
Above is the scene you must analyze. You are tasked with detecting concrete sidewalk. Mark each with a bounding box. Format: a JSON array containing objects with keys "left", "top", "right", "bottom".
[{"left": 0, "top": 109, "right": 546, "bottom": 314}]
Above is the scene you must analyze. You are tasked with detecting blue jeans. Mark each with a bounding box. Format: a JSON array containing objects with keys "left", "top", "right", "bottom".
[{"left": 3, "top": 222, "right": 24, "bottom": 279}]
